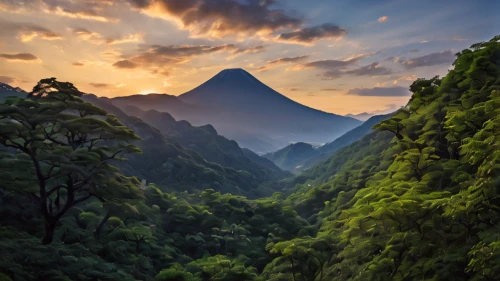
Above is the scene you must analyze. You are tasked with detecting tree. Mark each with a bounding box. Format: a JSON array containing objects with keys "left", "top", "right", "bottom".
[{"left": 0, "top": 78, "right": 142, "bottom": 244}]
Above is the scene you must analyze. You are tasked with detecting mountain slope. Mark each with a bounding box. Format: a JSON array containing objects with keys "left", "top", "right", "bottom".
[
  {"left": 82, "top": 95, "right": 283, "bottom": 197},
  {"left": 121, "top": 105, "right": 291, "bottom": 182},
  {"left": 112, "top": 68, "right": 361, "bottom": 153},
  {"left": 0, "top": 82, "right": 26, "bottom": 102},
  {"left": 263, "top": 142, "right": 320, "bottom": 172},
  {"left": 297, "top": 112, "right": 394, "bottom": 171},
  {"left": 263, "top": 113, "right": 393, "bottom": 173},
  {"left": 262, "top": 37, "right": 500, "bottom": 280},
  {"left": 112, "top": 93, "right": 195, "bottom": 121}
]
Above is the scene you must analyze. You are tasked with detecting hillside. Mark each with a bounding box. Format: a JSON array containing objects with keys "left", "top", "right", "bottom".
[
  {"left": 83, "top": 95, "right": 286, "bottom": 197},
  {"left": 0, "top": 82, "right": 26, "bottom": 102},
  {"left": 121, "top": 105, "right": 290, "bottom": 182},
  {"left": 267, "top": 36, "right": 500, "bottom": 280},
  {"left": 112, "top": 69, "right": 361, "bottom": 153},
  {"left": 264, "top": 113, "right": 393, "bottom": 173},
  {"left": 299, "top": 113, "right": 394, "bottom": 171},
  {"left": 263, "top": 142, "right": 320, "bottom": 172}
]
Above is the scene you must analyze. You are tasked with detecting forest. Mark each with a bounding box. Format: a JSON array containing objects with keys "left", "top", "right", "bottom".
[{"left": 0, "top": 36, "right": 499, "bottom": 281}]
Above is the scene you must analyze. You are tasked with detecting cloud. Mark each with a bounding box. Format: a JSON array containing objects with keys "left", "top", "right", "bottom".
[
  {"left": 17, "top": 26, "right": 61, "bottom": 42},
  {"left": 72, "top": 61, "right": 84, "bottom": 66},
  {"left": 345, "top": 62, "right": 392, "bottom": 76},
  {"left": 298, "top": 53, "right": 391, "bottom": 79},
  {"left": 346, "top": 86, "right": 411, "bottom": 97},
  {"left": 232, "top": 45, "right": 265, "bottom": 55},
  {"left": 126, "top": 0, "right": 303, "bottom": 38},
  {"left": 113, "top": 44, "right": 255, "bottom": 74},
  {"left": 89, "top": 83, "right": 111, "bottom": 88},
  {"left": 268, "top": 55, "right": 310, "bottom": 65},
  {"left": 392, "top": 74, "right": 417, "bottom": 85},
  {"left": 0, "top": 53, "right": 39, "bottom": 62},
  {"left": 112, "top": 60, "right": 139, "bottom": 69},
  {"left": 42, "top": 0, "right": 118, "bottom": 22},
  {"left": 0, "top": 0, "right": 118, "bottom": 22},
  {"left": 71, "top": 28, "right": 144, "bottom": 45},
  {"left": 131, "top": 44, "right": 239, "bottom": 65},
  {"left": 257, "top": 66, "right": 269, "bottom": 72},
  {"left": 277, "top": 23, "right": 346, "bottom": 44},
  {"left": 151, "top": 69, "right": 170, "bottom": 76},
  {"left": 409, "top": 49, "right": 420, "bottom": 53},
  {"left": 0, "top": 20, "right": 62, "bottom": 42},
  {"left": 105, "top": 33, "right": 145, "bottom": 45},
  {"left": 46, "top": 6, "right": 117, "bottom": 22},
  {"left": 300, "top": 52, "right": 377, "bottom": 70},
  {"left": 0, "top": 0, "right": 38, "bottom": 12},
  {"left": 321, "top": 69, "right": 344, "bottom": 79},
  {"left": 0, "top": 76, "right": 15, "bottom": 84},
  {"left": 378, "top": 16, "right": 388, "bottom": 23},
  {"left": 302, "top": 57, "right": 359, "bottom": 69},
  {"left": 321, "top": 88, "right": 338, "bottom": 92},
  {"left": 401, "top": 50, "right": 455, "bottom": 69}
]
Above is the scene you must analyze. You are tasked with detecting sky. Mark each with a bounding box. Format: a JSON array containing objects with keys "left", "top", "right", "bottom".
[{"left": 0, "top": 0, "right": 498, "bottom": 115}]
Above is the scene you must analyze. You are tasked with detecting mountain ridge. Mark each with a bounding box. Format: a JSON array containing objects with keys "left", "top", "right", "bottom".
[{"left": 263, "top": 113, "right": 394, "bottom": 173}]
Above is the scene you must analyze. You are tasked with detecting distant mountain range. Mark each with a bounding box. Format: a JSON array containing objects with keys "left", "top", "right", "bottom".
[
  {"left": 82, "top": 95, "right": 290, "bottom": 197},
  {"left": 0, "top": 82, "right": 26, "bottom": 102},
  {"left": 112, "top": 68, "right": 361, "bottom": 153},
  {"left": 121, "top": 105, "right": 290, "bottom": 181},
  {"left": 263, "top": 113, "right": 394, "bottom": 173},
  {"left": 345, "top": 112, "right": 376, "bottom": 121}
]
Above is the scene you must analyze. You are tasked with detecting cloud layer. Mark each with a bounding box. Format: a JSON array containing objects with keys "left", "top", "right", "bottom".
[
  {"left": 278, "top": 23, "right": 346, "bottom": 44},
  {"left": 347, "top": 86, "right": 410, "bottom": 96},
  {"left": 401, "top": 50, "right": 455, "bottom": 69},
  {"left": 127, "top": 0, "right": 303, "bottom": 37},
  {"left": 0, "top": 53, "right": 39, "bottom": 61}
]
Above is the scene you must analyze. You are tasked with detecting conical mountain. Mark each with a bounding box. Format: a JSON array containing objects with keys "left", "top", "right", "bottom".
[{"left": 112, "top": 68, "right": 361, "bottom": 153}]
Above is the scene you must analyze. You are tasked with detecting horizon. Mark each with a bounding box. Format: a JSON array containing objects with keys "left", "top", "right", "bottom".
[{"left": 0, "top": 0, "right": 498, "bottom": 115}]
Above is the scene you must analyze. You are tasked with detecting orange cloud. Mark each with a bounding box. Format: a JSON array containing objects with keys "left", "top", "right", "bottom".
[
  {"left": 71, "top": 28, "right": 144, "bottom": 45},
  {"left": 378, "top": 16, "right": 388, "bottom": 23},
  {"left": 0, "top": 53, "right": 40, "bottom": 63}
]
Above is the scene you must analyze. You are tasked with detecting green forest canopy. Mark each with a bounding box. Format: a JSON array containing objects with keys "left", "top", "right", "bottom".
[{"left": 0, "top": 35, "right": 499, "bottom": 280}]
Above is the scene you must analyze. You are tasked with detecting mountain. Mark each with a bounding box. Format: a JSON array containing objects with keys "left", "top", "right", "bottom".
[
  {"left": 120, "top": 105, "right": 290, "bottom": 182},
  {"left": 263, "top": 113, "right": 394, "bottom": 173},
  {"left": 298, "top": 112, "right": 394, "bottom": 170},
  {"left": 263, "top": 142, "right": 320, "bottom": 172},
  {"left": 345, "top": 112, "right": 373, "bottom": 121},
  {"left": 0, "top": 82, "right": 26, "bottom": 102},
  {"left": 112, "top": 68, "right": 361, "bottom": 153},
  {"left": 82, "top": 95, "right": 273, "bottom": 196},
  {"left": 111, "top": 93, "right": 195, "bottom": 121}
]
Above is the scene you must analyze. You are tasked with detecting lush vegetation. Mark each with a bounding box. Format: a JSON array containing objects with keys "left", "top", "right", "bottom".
[{"left": 0, "top": 36, "right": 499, "bottom": 280}]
